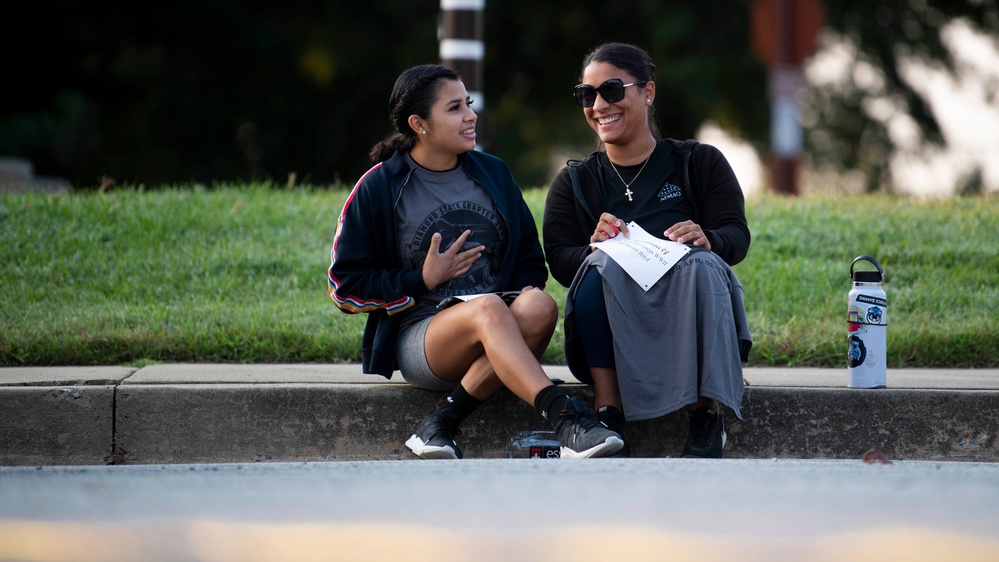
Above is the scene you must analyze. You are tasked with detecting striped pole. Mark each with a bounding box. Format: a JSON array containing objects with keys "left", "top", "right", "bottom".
[
  {"left": 751, "top": 0, "right": 823, "bottom": 195},
  {"left": 439, "top": 0, "right": 485, "bottom": 146}
]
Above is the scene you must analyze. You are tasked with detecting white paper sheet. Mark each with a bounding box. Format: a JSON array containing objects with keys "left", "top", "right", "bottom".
[{"left": 589, "top": 222, "right": 691, "bottom": 291}]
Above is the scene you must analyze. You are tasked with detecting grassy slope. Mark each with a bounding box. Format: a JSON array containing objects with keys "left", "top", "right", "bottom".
[{"left": 2, "top": 186, "right": 996, "bottom": 367}]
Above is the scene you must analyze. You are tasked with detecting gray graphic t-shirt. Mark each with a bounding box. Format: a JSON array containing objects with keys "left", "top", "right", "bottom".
[{"left": 397, "top": 154, "right": 506, "bottom": 331}]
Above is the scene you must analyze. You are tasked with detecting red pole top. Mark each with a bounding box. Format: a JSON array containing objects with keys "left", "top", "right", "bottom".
[{"left": 751, "top": 0, "right": 825, "bottom": 67}]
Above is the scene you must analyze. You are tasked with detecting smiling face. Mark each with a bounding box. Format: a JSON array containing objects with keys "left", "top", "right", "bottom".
[
  {"left": 580, "top": 61, "right": 655, "bottom": 148},
  {"left": 409, "top": 79, "right": 477, "bottom": 170}
]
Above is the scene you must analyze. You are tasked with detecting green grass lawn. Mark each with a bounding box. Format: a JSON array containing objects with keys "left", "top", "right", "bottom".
[{"left": 2, "top": 185, "right": 997, "bottom": 367}]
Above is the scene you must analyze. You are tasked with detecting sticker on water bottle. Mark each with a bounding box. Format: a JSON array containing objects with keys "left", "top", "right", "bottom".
[
  {"left": 866, "top": 305, "right": 883, "bottom": 325},
  {"left": 850, "top": 296, "right": 887, "bottom": 326},
  {"left": 846, "top": 299, "right": 888, "bottom": 326},
  {"left": 848, "top": 335, "right": 866, "bottom": 368}
]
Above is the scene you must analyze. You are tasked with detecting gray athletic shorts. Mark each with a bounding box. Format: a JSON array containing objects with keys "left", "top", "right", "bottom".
[{"left": 396, "top": 316, "right": 457, "bottom": 392}]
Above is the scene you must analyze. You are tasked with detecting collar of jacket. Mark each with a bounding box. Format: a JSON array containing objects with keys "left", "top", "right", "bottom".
[{"left": 378, "top": 150, "right": 504, "bottom": 208}]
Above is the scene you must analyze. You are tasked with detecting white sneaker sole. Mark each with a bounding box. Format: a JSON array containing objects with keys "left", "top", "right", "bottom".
[
  {"left": 405, "top": 435, "right": 459, "bottom": 460},
  {"left": 559, "top": 435, "right": 625, "bottom": 459}
]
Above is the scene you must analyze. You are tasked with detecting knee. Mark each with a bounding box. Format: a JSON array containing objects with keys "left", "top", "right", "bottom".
[
  {"left": 574, "top": 269, "right": 606, "bottom": 310},
  {"left": 511, "top": 290, "right": 558, "bottom": 333},
  {"left": 468, "top": 294, "right": 513, "bottom": 327}
]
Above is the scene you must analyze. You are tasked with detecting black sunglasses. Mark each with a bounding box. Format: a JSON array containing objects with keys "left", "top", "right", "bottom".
[{"left": 573, "top": 78, "right": 648, "bottom": 108}]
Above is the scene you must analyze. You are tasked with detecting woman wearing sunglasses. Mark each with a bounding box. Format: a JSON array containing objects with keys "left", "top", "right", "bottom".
[
  {"left": 543, "top": 43, "right": 752, "bottom": 458},
  {"left": 329, "top": 64, "right": 624, "bottom": 460}
]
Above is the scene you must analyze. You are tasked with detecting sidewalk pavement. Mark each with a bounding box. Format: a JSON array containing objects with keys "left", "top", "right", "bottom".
[
  {"left": 2, "top": 364, "right": 997, "bottom": 466},
  {"left": 3, "top": 459, "right": 999, "bottom": 562}
]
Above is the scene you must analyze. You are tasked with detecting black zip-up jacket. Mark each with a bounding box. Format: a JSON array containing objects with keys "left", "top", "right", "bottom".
[
  {"left": 543, "top": 139, "right": 751, "bottom": 288},
  {"left": 328, "top": 149, "right": 548, "bottom": 377}
]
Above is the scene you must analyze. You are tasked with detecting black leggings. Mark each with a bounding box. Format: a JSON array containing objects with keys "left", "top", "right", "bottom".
[{"left": 573, "top": 267, "right": 616, "bottom": 368}]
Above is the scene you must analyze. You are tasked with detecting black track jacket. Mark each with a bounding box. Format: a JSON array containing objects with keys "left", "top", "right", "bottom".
[{"left": 328, "top": 149, "right": 548, "bottom": 377}]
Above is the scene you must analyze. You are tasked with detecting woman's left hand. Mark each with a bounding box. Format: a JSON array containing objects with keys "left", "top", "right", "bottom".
[{"left": 665, "top": 220, "right": 711, "bottom": 250}]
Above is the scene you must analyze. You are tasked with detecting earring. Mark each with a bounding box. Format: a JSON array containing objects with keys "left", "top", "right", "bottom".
[
  {"left": 646, "top": 99, "right": 651, "bottom": 103},
  {"left": 421, "top": 130, "right": 427, "bottom": 135}
]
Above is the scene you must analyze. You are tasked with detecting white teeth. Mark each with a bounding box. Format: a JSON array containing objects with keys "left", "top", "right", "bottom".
[{"left": 598, "top": 115, "right": 621, "bottom": 125}]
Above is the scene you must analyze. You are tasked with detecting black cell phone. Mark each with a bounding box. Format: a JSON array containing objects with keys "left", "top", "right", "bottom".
[
  {"left": 435, "top": 291, "right": 521, "bottom": 309},
  {"left": 437, "top": 296, "right": 465, "bottom": 309}
]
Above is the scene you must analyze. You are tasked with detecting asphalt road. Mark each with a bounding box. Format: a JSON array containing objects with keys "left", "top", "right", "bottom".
[{"left": 1, "top": 458, "right": 998, "bottom": 562}]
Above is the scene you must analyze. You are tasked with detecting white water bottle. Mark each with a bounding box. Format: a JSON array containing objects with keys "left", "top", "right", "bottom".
[{"left": 847, "top": 256, "right": 887, "bottom": 388}]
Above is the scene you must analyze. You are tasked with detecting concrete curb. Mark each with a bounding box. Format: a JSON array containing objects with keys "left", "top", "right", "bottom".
[{"left": 2, "top": 365, "right": 998, "bottom": 465}]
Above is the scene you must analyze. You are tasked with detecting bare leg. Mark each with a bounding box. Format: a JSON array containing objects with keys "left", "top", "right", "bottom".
[
  {"left": 592, "top": 367, "right": 718, "bottom": 413},
  {"left": 411, "top": 290, "right": 622, "bottom": 460},
  {"left": 689, "top": 397, "right": 720, "bottom": 411},
  {"left": 423, "top": 289, "right": 558, "bottom": 405},
  {"left": 590, "top": 367, "right": 623, "bottom": 410}
]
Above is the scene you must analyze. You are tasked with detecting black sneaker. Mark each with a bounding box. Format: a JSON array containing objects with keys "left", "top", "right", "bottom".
[
  {"left": 405, "top": 412, "right": 463, "bottom": 459},
  {"left": 597, "top": 405, "right": 631, "bottom": 458},
  {"left": 555, "top": 396, "right": 624, "bottom": 458},
  {"left": 681, "top": 407, "right": 726, "bottom": 458}
]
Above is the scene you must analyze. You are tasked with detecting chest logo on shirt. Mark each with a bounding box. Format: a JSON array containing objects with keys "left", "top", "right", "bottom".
[
  {"left": 658, "top": 182, "right": 682, "bottom": 201},
  {"left": 407, "top": 201, "right": 506, "bottom": 296}
]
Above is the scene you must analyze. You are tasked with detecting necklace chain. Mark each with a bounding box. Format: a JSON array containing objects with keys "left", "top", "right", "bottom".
[{"left": 609, "top": 153, "right": 651, "bottom": 202}]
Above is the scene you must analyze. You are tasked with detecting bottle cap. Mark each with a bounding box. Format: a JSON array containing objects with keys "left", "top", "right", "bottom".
[{"left": 850, "top": 255, "right": 884, "bottom": 282}]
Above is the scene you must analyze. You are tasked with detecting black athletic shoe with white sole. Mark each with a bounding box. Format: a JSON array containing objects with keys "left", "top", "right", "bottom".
[
  {"left": 681, "top": 407, "right": 726, "bottom": 458},
  {"left": 556, "top": 396, "right": 624, "bottom": 458},
  {"left": 597, "top": 405, "right": 631, "bottom": 458},
  {"left": 405, "top": 412, "right": 463, "bottom": 460}
]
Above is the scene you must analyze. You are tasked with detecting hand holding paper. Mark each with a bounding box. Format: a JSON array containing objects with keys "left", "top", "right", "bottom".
[{"left": 589, "top": 222, "right": 692, "bottom": 291}]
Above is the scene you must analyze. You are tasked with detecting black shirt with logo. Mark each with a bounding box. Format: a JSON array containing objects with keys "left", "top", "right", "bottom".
[{"left": 598, "top": 140, "right": 696, "bottom": 238}]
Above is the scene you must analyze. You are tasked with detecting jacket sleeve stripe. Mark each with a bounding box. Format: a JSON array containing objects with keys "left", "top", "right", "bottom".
[{"left": 327, "top": 163, "right": 414, "bottom": 313}]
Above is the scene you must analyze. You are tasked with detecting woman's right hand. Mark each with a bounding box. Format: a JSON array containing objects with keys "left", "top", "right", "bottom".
[
  {"left": 422, "top": 230, "right": 484, "bottom": 290},
  {"left": 590, "top": 213, "right": 630, "bottom": 244}
]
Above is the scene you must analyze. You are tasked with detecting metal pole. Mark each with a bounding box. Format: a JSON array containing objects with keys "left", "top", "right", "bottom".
[
  {"left": 771, "top": 0, "right": 801, "bottom": 194},
  {"left": 439, "top": 0, "right": 485, "bottom": 148}
]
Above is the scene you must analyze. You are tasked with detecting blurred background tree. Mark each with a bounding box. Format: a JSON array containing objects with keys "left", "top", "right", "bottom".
[
  {"left": 804, "top": 0, "right": 999, "bottom": 193},
  {"left": 1, "top": 0, "right": 996, "bottom": 191}
]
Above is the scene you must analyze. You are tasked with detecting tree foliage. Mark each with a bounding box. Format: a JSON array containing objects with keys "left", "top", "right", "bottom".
[
  {"left": 805, "top": 0, "right": 999, "bottom": 192},
  {"left": 1, "top": 0, "right": 994, "bottom": 190}
]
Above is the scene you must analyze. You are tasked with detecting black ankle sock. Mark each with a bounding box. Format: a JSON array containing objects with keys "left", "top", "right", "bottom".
[
  {"left": 436, "top": 384, "right": 484, "bottom": 426},
  {"left": 534, "top": 385, "right": 570, "bottom": 422}
]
